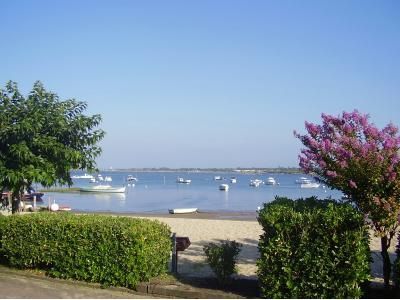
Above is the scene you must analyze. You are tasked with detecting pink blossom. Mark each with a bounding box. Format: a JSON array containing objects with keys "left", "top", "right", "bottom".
[
  {"left": 364, "top": 126, "right": 379, "bottom": 139},
  {"left": 305, "top": 121, "right": 320, "bottom": 136},
  {"left": 388, "top": 172, "right": 396, "bottom": 182},
  {"left": 326, "top": 170, "right": 337, "bottom": 178},
  {"left": 322, "top": 139, "right": 332, "bottom": 151},
  {"left": 383, "top": 123, "right": 398, "bottom": 135},
  {"left": 343, "top": 124, "right": 353, "bottom": 134},
  {"left": 349, "top": 180, "right": 357, "bottom": 189},
  {"left": 383, "top": 138, "right": 396, "bottom": 150},
  {"left": 339, "top": 160, "right": 348, "bottom": 168}
]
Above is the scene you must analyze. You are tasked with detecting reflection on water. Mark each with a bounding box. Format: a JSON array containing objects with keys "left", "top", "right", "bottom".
[{"left": 93, "top": 193, "right": 126, "bottom": 201}]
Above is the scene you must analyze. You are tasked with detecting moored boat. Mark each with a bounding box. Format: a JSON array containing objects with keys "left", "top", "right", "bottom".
[
  {"left": 300, "top": 182, "right": 320, "bottom": 188},
  {"left": 219, "top": 184, "right": 229, "bottom": 191},
  {"left": 295, "top": 177, "right": 312, "bottom": 184},
  {"left": 249, "top": 179, "right": 262, "bottom": 187},
  {"left": 80, "top": 185, "right": 126, "bottom": 193},
  {"left": 127, "top": 175, "right": 138, "bottom": 182},
  {"left": 264, "top": 177, "right": 276, "bottom": 185},
  {"left": 71, "top": 173, "right": 94, "bottom": 179},
  {"left": 176, "top": 177, "right": 191, "bottom": 184}
]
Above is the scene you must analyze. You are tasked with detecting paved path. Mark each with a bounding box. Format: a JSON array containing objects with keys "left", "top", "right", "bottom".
[{"left": 0, "top": 267, "right": 155, "bottom": 299}]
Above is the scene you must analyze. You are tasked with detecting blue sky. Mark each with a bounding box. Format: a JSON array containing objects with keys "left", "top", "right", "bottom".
[{"left": 1, "top": 0, "right": 399, "bottom": 168}]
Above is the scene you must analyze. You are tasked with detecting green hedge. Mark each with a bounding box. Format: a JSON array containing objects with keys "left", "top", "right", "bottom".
[
  {"left": 257, "top": 197, "right": 371, "bottom": 298},
  {"left": 0, "top": 213, "right": 171, "bottom": 288}
]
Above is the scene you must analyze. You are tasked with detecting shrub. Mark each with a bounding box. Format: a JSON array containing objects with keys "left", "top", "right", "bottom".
[
  {"left": 203, "top": 240, "right": 242, "bottom": 285},
  {"left": 257, "top": 198, "right": 371, "bottom": 298},
  {"left": 0, "top": 213, "right": 171, "bottom": 288}
]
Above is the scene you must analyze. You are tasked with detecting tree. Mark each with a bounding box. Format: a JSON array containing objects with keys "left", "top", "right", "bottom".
[
  {"left": 0, "top": 81, "right": 105, "bottom": 213},
  {"left": 294, "top": 110, "right": 400, "bottom": 288}
]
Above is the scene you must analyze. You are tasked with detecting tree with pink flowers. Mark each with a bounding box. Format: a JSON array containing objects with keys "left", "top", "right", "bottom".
[{"left": 294, "top": 110, "right": 400, "bottom": 288}]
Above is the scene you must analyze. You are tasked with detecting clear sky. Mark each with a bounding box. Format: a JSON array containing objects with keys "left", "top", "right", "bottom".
[{"left": 1, "top": 0, "right": 399, "bottom": 169}]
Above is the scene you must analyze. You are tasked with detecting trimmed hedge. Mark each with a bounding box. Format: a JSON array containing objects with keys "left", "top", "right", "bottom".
[
  {"left": 0, "top": 213, "right": 171, "bottom": 288},
  {"left": 257, "top": 197, "right": 371, "bottom": 298}
]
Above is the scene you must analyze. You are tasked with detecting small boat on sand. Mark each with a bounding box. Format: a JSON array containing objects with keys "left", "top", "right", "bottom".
[
  {"left": 80, "top": 185, "right": 126, "bottom": 193},
  {"left": 169, "top": 208, "right": 198, "bottom": 214}
]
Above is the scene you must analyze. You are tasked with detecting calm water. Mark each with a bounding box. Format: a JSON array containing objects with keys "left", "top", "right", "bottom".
[{"left": 43, "top": 171, "right": 343, "bottom": 213}]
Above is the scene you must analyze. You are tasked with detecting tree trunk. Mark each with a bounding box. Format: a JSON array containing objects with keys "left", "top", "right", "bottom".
[
  {"left": 11, "top": 198, "right": 20, "bottom": 214},
  {"left": 11, "top": 191, "right": 23, "bottom": 214},
  {"left": 381, "top": 236, "right": 392, "bottom": 288}
]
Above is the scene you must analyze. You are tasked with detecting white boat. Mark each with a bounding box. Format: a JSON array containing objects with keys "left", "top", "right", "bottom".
[
  {"left": 169, "top": 208, "right": 198, "bottom": 214},
  {"left": 89, "top": 178, "right": 96, "bottom": 183},
  {"left": 264, "top": 177, "right": 276, "bottom": 185},
  {"left": 176, "top": 177, "right": 191, "bottom": 184},
  {"left": 230, "top": 177, "right": 237, "bottom": 183},
  {"left": 249, "top": 179, "right": 262, "bottom": 187},
  {"left": 127, "top": 175, "right": 138, "bottom": 182},
  {"left": 214, "top": 176, "right": 222, "bottom": 180},
  {"left": 295, "top": 177, "right": 312, "bottom": 184},
  {"left": 300, "top": 182, "right": 320, "bottom": 188},
  {"left": 104, "top": 176, "right": 112, "bottom": 182},
  {"left": 71, "top": 173, "right": 94, "bottom": 179},
  {"left": 97, "top": 174, "right": 104, "bottom": 181},
  {"left": 80, "top": 185, "right": 126, "bottom": 193},
  {"left": 219, "top": 184, "right": 229, "bottom": 191}
]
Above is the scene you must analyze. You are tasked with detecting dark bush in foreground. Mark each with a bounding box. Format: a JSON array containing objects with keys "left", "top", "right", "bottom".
[
  {"left": 0, "top": 213, "right": 171, "bottom": 288},
  {"left": 257, "top": 197, "right": 371, "bottom": 298},
  {"left": 203, "top": 240, "right": 242, "bottom": 285}
]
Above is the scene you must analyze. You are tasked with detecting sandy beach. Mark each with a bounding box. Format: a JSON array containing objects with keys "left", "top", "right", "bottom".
[{"left": 133, "top": 213, "right": 396, "bottom": 282}]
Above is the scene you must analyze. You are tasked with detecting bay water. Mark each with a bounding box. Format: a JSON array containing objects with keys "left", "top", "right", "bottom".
[{"left": 44, "top": 171, "right": 343, "bottom": 213}]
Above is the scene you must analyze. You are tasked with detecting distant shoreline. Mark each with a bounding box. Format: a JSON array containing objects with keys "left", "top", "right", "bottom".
[{"left": 90, "top": 168, "right": 304, "bottom": 174}]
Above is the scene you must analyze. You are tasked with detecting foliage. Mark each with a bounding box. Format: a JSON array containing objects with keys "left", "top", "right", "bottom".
[
  {"left": 0, "top": 213, "right": 171, "bottom": 288},
  {"left": 294, "top": 110, "right": 400, "bottom": 285},
  {"left": 264, "top": 195, "right": 338, "bottom": 211},
  {"left": 203, "top": 240, "right": 242, "bottom": 285},
  {"left": 257, "top": 198, "right": 371, "bottom": 298},
  {"left": 0, "top": 81, "right": 105, "bottom": 212}
]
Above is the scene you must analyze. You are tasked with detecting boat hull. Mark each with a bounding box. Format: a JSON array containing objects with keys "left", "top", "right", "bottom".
[
  {"left": 219, "top": 184, "right": 229, "bottom": 191},
  {"left": 169, "top": 208, "right": 198, "bottom": 214},
  {"left": 300, "top": 183, "right": 320, "bottom": 188},
  {"left": 80, "top": 186, "right": 126, "bottom": 193}
]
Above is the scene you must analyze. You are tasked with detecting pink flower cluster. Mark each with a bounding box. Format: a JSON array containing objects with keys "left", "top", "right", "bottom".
[{"left": 294, "top": 110, "right": 400, "bottom": 193}]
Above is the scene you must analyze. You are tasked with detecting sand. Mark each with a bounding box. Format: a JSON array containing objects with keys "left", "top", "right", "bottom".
[{"left": 136, "top": 215, "right": 396, "bottom": 282}]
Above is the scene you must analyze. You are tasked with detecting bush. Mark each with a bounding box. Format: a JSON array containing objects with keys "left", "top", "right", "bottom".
[
  {"left": 262, "top": 195, "right": 338, "bottom": 211},
  {"left": 0, "top": 213, "right": 171, "bottom": 288},
  {"left": 257, "top": 198, "right": 371, "bottom": 298},
  {"left": 203, "top": 240, "right": 242, "bottom": 285}
]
